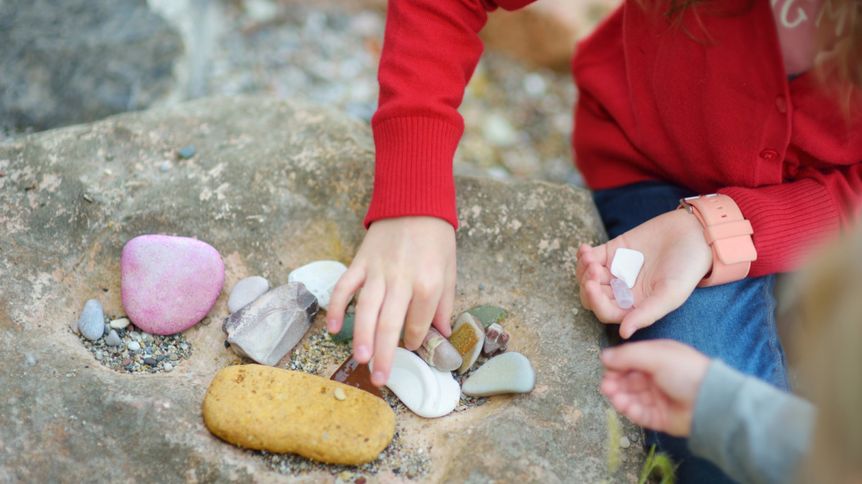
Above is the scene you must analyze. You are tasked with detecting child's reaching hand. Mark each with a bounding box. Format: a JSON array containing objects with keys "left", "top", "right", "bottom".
[
  {"left": 327, "top": 216, "right": 457, "bottom": 387},
  {"left": 600, "top": 339, "right": 710, "bottom": 437},
  {"left": 577, "top": 209, "right": 713, "bottom": 339}
]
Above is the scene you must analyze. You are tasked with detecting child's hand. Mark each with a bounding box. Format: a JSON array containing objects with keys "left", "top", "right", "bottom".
[
  {"left": 327, "top": 216, "right": 456, "bottom": 387},
  {"left": 576, "top": 209, "right": 712, "bottom": 339},
  {"left": 600, "top": 340, "right": 710, "bottom": 437}
]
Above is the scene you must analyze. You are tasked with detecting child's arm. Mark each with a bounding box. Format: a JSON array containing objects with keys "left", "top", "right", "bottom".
[{"left": 328, "top": 0, "right": 536, "bottom": 387}]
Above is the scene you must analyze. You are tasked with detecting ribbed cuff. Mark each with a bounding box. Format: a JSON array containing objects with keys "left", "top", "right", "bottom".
[
  {"left": 720, "top": 179, "right": 840, "bottom": 276},
  {"left": 364, "top": 116, "right": 462, "bottom": 229}
]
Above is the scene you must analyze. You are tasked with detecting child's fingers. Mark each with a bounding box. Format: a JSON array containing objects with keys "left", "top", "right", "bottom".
[
  {"left": 327, "top": 265, "right": 365, "bottom": 333},
  {"left": 371, "top": 283, "right": 412, "bottom": 386},
  {"left": 403, "top": 281, "right": 442, "bottom": 350},
  {"left": 584, "top": 280, "right": 627, "bottom": 323},
  {"left": 352, "top": 275, "right": 385, "bottom": 364},
  {"left": 585, "top": 262, "right": 612, "bottom": 284},
  {"left": 432, "top": 257, "right": 456, "bottom": 338},
  {"left": 619, "top": 280, "right": 683, "bottom": 339},
  {"left": 600, "top": 341, "right": 668, "bottom": 373}
]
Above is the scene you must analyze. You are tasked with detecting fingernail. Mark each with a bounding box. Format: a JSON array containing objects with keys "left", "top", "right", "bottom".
[
  {"left": 354, "top": 345, "right": 371, "bottom": 362},
  {"left": 372, "top": 371, "right": 386, "bottom": 387}
]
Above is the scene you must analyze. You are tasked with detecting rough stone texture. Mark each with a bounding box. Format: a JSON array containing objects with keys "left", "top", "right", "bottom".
[
  {"left": 0, "top": 0, "right": 182, "bottom": 132},
  {"left": 0, "top": 96, "right": 643, "bottom": 482}
]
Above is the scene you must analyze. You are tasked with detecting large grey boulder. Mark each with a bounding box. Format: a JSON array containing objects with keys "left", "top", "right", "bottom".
[
  {"left": 0, "top": 97, "right": 642, "bottom": 482},
  {"left": 0, "top": 0, "right": 182, "bottom": 132}
]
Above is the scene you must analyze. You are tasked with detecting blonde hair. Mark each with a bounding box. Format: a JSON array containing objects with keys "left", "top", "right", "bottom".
[{"left": 780, "top": 229, "right": 862, "bottom": 482}]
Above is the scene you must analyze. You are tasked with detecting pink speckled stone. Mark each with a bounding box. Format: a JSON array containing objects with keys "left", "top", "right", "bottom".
[{"left": 121, "top": 235, "right": 224, "bottom": 335}]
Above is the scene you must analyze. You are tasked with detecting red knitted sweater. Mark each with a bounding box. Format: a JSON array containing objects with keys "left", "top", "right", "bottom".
[{"left": 364, "top": 0, "right": 862, "bottom": 276}]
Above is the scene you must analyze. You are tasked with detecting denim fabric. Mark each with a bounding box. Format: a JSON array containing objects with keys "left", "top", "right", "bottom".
[{"left": 593, "top": 181, "right": 789, "bottom": 484}]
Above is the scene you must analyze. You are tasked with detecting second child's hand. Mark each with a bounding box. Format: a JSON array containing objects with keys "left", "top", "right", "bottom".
[
  {"left": 327, "top": 216, "right": 457, "bottom": 387},
  {"left": 576, "top": 209, "right": 713, "bottom": 339}
]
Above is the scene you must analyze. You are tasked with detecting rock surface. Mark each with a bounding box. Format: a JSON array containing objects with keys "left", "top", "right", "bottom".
[
  {"left": 203, "top": 365, "right": 395, "bottom": 465},
  {"left": 462, "top": 352, "right": 536, "bottom": 397},
  {"left": 224, "top": 282, "right": 318, "bottom": 366},
  {"left": 121, "top": 235, "right": 225, "bottom": 335},
  {"left": 0, "top": 0, "right": 182, "bottom": 132},
  {"left": 0, "top": 97, "right": 641, "bottom": 482}
]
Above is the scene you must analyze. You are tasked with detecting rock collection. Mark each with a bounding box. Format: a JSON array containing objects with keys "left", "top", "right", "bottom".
[
  {"left": 203, "top": 365, "right": 396, "bottom": 465},
  {"left": 224, "top": 282, "right": 319, "bottom": 366},
  {"left": 121, "top": 235, "right": 224, "bottom": 335}
]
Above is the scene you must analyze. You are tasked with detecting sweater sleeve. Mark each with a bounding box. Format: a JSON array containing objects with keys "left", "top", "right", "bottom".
[
  {"left": 364, "top": 0, "right": 535, "bottom": 229},
  {"left": 719, "top": 163, "right": 862, "bottom": 276},
  {"left": 690, "top": 360, "right": 816, "bottom": 484}
]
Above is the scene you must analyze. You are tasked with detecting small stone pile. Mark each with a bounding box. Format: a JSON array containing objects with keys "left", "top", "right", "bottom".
[{"left": 77, "top": 317, "right": 192, "bottom": 374}]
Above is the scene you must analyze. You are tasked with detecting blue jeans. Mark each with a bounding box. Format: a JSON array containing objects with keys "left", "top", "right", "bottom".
[{"left": 593, "top": 181, "right": 789, "bottom": 484}]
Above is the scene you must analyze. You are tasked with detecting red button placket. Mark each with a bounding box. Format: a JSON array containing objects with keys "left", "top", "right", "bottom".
[{"left": 757, "top": 90, "right": 793, "bottom": 183}]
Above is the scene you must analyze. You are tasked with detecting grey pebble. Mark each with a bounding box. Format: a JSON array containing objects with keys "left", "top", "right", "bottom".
[
  {"left": 619, "top": 436, "right": 631, "bottom": 449},
  {"left": 127, "top": 341, "right": 141, "bottom": 352},
  {"left": 78, "top": 299, "right": 105, "bottom": 341},
  {"left": 105, "top": 330, "right": 122, "bottom": 347},
  {"left": 94, "top": 350, "right": 104, "bottom": 360},
  {"left": 143, "top": 358, "right": 157, "bottom": 366},
  {"left": 163, "top": 362, "right": 173, "bottom": 371},
  {"left": 24, "top": 353, "right": 37, "bottom": 366},
  {"left": 159, "top": 161, "right": 171, "bottom": 172}
]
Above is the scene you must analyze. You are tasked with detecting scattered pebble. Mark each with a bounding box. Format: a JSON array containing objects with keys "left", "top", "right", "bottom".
[
  {"left": 105, "top": 330, "right": 122, "bottom": 346},
  {"left": 177, "top": 144, "right": 196, "bottom": 159},
  {"left": 77, "top": 299, "right": 106, "bottom": 341},
  {"left": 227, "top": 275, "right": 270, "bottom": 313},
  {"left": 78, "top": 319, "right": 192, "bottom": 374},
  {"left": 109, "top": 318, "right": 130, "bottom": 329},
  {"left": 620, "top": 436, "right": 631, "bottom": 449},
  {"left": 334, "top": 387, "right": 346, "bottom": 401},
  {"left": 482, "top": 322, "right": 510, "bottom": 356},
  {"left": 159, "top": 161, "right": 171, "bottom": 172}
]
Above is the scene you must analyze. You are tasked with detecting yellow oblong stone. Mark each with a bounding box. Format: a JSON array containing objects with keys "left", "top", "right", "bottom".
[{"left": 202, "top": 364, "right": 395, "bottom": 465}]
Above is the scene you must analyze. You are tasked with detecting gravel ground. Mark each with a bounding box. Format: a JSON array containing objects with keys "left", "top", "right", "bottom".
[
  {"left": 78, "top": 319, "right": 192, "bottom": 374},
  {"left": 205, "top": 1, "right": 580, "bottom": 185}
]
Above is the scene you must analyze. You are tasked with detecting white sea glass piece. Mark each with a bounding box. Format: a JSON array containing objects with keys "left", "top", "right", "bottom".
[
  {"left": 423, "top": 366, "right": 461, "bottom": 418},
  {"left": 610, "top": 248, "right": 644, "bottom": 289},
  {"left": 611, "top": 277, "right": 634, "bottom": 309}
]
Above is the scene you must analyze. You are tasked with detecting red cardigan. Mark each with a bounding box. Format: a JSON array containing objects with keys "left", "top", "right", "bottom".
[{"left": 364, "top": 0, "right": 862, "bottom": 276}]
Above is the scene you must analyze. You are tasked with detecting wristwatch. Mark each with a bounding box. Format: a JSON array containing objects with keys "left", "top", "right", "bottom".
[{"left": 678, "top": 194, "right": 757, "bottom": 287}]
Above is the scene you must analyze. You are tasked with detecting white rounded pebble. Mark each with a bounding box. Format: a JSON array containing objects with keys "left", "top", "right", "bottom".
[
  {"left": 610, "top": 248, "right": 644, "bottom": 289},
  {"left": 287, "top": 260, "right": 347, "bottom": 310},
  {"left": 334, "top": 387, "right": 347, "bottom": 401},
  {"left": 372, "top": 348, "right": 459, "bottom": 419},
  {"left": 127, "top": 341, "right": 141, "bottom": 352},
  {"left": 78, "top": 299, "right": 105, "bottom": 341},
  {"left": 462, "top": 352, "right": 536, "bottom": 397},
  {"left": 227, "top": 276, "right": 270, "bottom": 313},
  {"left": 163, "top": 362, "right": 173, "bottom": 371},
  {"left": 109, "top": 318, "right": 130, "bottom": 329}
]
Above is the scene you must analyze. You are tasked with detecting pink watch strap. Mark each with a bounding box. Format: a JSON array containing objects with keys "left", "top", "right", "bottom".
[{"left": 680, "top": 194, "right": 757, "bottom": 287}]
